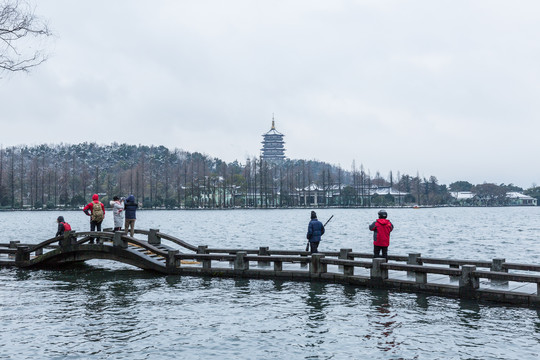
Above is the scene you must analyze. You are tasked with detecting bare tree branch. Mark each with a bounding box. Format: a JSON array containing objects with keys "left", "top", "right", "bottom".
[{"left": 0, "top": 0, "right": 52, "bottom": 73}]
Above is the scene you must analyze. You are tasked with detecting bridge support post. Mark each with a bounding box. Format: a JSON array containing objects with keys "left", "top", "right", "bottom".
[
  {"left": 15, "top": 246, "right": 30, "bottom": 263},
  {"left": 300, "top": 254, "right": 308, "bottom": 268},
  {"left": 371, "top": 258, "right": 388, "bottom": 282},
  {"left": 197, "top": 245, "right": 208, "bottom": 254},
  {"left": 310, "top": 254, "right": 326, "bottom": 275},
  {"left": 339, "top": 248, "right": 354, "bottom": 276},
  {"left": 491, "top": 258, "right": 507, "bottom": 286},
  {"left": 202, "top": 257, "right": 211, "bottom": 269},
  {"left": 407, "top": 253, "right": 422, "bottom": 277},
  {"left": 459, "top": 265, "right": 479, "bottom": 297},
  {"left": 167, "top": 250, "right": 179, "bottom": 272},
  {"left": 234, "top": 251, "right": 249, "bottom": 271},
  {"left": 60, "top": 231, "right": 77, "bottom": 248},
  {"left": 113, "top": 232, "right": 128, "bottom": 249},
  {"left": 415, "top": 271, "right": 427, "bottom": 284},
  {"left": 258, "top": 246, "right": 270, "bottom": 267},
  {"left": 149, "top": 229, "right": 161, "bottom": 245},
  {"left": 491, "top": 258, "right": 506, "bottom": 272}
]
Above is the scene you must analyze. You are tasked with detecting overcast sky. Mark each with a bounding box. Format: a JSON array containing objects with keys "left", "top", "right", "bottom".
[{"left": 1, "top": 1, "right": 539, "bottom": 188}]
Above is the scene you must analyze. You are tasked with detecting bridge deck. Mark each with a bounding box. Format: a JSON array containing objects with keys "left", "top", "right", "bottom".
[{"left": 2, "top": 229, "right": 539, "bottom": 308}]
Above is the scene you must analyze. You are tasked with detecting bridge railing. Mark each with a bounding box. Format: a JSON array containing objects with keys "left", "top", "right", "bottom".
[{"left": 167, "top": 250, "right": 540, "bottom": 297}]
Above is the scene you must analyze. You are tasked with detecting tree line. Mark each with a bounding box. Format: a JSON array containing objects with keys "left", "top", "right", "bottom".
[{"left": 0, "top": 143, "right": 538, "bottom": 209}]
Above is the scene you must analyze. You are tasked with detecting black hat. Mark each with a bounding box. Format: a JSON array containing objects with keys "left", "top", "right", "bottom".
[
  {"left": 311, "top": 211, "right": 317, "bottom": 219},
  {"left": 57, "top": 216, "right": 64, "bottom": 222},
  {"left": 378, "top": 210, "right": 387, "bottom": 219}
]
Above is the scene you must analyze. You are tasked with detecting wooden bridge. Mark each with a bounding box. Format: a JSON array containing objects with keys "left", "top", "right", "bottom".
[{"left": 1, "top": 229, "right": 540, "bottom": 308}]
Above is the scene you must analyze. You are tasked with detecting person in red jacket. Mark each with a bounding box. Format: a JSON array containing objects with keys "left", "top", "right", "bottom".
[
  {"left": 369, "top": 210, "right": 394, "bottom": 260},
  {"left": 83, "top": 194, "right": 105, "bottom": 244}
]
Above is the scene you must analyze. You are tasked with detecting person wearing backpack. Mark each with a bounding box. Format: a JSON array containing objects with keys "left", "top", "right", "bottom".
[
  {"left": 55, "top": 216, "right": 72, "bottom": 237},
  {"left": 83, "top": 194, "right": 105, "bottom": 243}
]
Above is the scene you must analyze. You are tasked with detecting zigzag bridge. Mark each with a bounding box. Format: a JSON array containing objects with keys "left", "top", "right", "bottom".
[{"left": 1, "top": 229, "right": 540, "bottom": 308}]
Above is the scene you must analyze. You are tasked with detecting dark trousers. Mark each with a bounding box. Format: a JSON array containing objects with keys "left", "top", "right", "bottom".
[
  {"left": 90, "top": 221, "right": 102, "bottom": 243},
  {"left": 310, "top": 241, "right": 319, "bottom": 254},
  {"left": 374, "top": 245, "right": 388, "bottom": 260},
  {"left": 90, "top": 221, "right": 102, "bottom": 232}
]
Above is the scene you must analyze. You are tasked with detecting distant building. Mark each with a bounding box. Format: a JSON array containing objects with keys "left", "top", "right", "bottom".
[
  {"left": 261, "top": 118, "right": 286, "bottom": 162},
  {"left": 450, "top": 191, "right": 537, "bottom": 206},
  {"left": 506, "top": 192, "right": 537, "bottom": 206}
]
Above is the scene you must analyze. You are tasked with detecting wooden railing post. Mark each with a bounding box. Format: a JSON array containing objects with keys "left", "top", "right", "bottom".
[
  {"left": 202, "top": 256, "right": 212, "bottom": 269},
  {"left": 491, "top": 258, "right": 508, "bottom": 285},
  {"left": 310, "top": 254, "right": 326, "bottom": 275},
  {"left": 60, "top": 231, "right": 76, "bottom": 247},
  {"left": 167, "top": 250, "right": 179, "bottom": 271},
  {"left": 415, "top": 270, "right": 427, "bottom": 284},
  {"left": 340, "top": 248, "right": 354, "bottom": 276},
  {"left": 258, "top": 246, "right": 270, "bottom": 266},
  {"left": 149, "top": 229, "right": 161, "bottom": 245},
  {"left": 9, "top": 241, "right": 20, "bottom": 249},
  {"left": 197, "top": 245, "right": 208, "bottom": 254},
  {"left": 234, "top": 251, "right": 249, "bottom": 270},
  {"left": 113, "top": 231, "right": 127, "bottom": 249},
  {"left": 371, "top": 258, "right": 388, "bottom": 281},
  {"left": 407, "top": 253, "right": 421, "bottom": 277},
  {"left": 300, "top": 254, "right": 308, "bottom": 268},
  {"left": 274, "top": 260, "right": 282, "bottom": 272},
  {"left": 459, "top": 265, "right": 479, "bottom": 296},
  {"left": 15, "top": 246, "right": 30, "bottom": 263},
  {"left": 491, "top": 258, "right": 506, "bottom": 272}
]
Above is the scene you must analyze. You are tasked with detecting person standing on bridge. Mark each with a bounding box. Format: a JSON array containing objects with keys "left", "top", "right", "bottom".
[
  {"left": 306, "top": 211, "right": 325, "bottom": 254},
  {"left": 83, "top": 194, "right": 105, "bottom": 244},
  {"left": 369, "top": 210, "right": 394, "bottom": 260},
  {"left": 110, "top": 196, "right": 124, "bottom": 232},
  {"left": 124, "top": 194, "right": 138, "bottom": 237}
]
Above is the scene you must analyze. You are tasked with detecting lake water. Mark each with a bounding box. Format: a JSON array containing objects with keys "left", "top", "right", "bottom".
[{"left": 1, "top": 207, "right": 539, "bottom": 359}]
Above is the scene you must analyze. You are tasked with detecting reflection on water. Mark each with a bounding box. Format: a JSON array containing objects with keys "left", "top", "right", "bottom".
[{"left": 305, "top": 282, "right": 329, "bottom": 324}]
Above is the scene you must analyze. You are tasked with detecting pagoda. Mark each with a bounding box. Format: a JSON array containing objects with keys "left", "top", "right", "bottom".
[{"left": 261, "top": 117, "right": 286, "bottom": 162}]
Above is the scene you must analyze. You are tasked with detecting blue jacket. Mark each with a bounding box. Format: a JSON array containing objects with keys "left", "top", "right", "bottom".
[
  {"left": 307, "top": 218, "right": 325, "bottom": 243},
  {"left": 124, "top": 195, "right": 138, "bottom": 219}
]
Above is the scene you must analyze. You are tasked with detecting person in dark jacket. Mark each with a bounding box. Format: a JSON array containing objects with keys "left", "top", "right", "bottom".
[
  {"left": 306, "top": 211, "right": 325, "bottom": 254},
  {"left": 369, "top": 209, "right": 394, "bottom": 260},
  {"left": 55, "top": 216, "right": 69, "bottom": 237},
  {"left": 124, "top": 194, "right": 138, "bottom": 237}
]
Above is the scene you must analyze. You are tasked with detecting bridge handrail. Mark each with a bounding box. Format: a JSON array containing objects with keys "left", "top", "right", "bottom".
[
  {"left": 27, "top": 236, "right": 64, "bottom": 253},
  {"left": 245, "top": 255, "right": 311, "bottom": 263},
  {"left": 381, "top": 262, "right": 462, "bottom": 276},
  {"left": 503, "top": 263, "right": 540, "bottom": 272},
  {"left": 0, "top": 249, "right": 17, "bottom": 254},
  {"left": 176, "top": 253, "right": 235, "bottom": 261},
  {"left": 418, "top": 257, "right": 492, "bottom": 268},
  {"left": 155, "top": 232, "right": 198, "bottom": 252},
  {"left": 473, "top": 270, "right": 540, "bottom": 283},
  {"left": 319, "top": 258, "right": 373, "bottom": 268}
]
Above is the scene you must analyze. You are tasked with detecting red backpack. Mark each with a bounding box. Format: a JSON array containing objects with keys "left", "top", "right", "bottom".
[{"left": 62, "top": 222, "right": 72, "bottom": 232}]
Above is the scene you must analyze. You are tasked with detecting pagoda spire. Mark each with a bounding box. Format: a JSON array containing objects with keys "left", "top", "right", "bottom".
[{"left": 271, "top": 113, "right": 275, "bottom": 130}]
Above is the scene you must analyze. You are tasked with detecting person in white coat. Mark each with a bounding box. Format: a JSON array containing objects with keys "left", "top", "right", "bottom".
[{"left": 110, "top": 196, "right": 125, "bottom": 232}]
